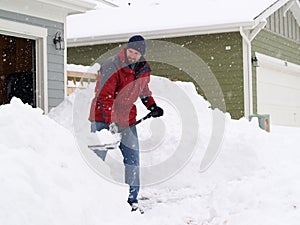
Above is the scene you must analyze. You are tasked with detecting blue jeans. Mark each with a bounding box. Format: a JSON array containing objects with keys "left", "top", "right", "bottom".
[{"left": 91, "top": 121, "right": 140, "bottom": 205}]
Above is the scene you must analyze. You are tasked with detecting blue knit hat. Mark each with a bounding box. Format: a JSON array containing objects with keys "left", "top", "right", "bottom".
[{"left": 126, "top": 35, "right": 146, "bottom": 55}]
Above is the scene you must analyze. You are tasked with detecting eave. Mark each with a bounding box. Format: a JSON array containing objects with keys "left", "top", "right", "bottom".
[{"left": 0, "top": 0, "right": 96, "bottom": 23}]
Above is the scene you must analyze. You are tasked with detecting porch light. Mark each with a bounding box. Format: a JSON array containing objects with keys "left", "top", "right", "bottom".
[
  {"left": 53, "top": 31, "right": 65, "bottom": 50},
  {"left": 251, "top": 56, "right": 259, "bottom": 67}
]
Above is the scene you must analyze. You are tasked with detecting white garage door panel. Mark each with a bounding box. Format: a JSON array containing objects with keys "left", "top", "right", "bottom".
[
  {"left": 258, "top": 69, "right": 300, "bottom": 106},
  {"left": 256, "top": 53, "right": 300, "bottom": 127}
]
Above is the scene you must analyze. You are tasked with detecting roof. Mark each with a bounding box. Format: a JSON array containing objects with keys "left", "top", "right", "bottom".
[{"left": 67, "top": 0, "right": 296, "bottom": 46}]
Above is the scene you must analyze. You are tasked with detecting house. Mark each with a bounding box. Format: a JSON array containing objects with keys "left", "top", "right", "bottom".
[
  {"left": 67, "top": 0, "right": 300, "bottom": 126},
  {"left": 0, "top": 0, "right": 99, "bottom": 113}
]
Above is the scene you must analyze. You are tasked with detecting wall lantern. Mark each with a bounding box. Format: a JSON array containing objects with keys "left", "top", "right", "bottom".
[
  {"left": 53, "top": 31, "right": 65, "bottom": 50},
  {"left": 251, "top": 56, "right": 259, "bottom": 67}
]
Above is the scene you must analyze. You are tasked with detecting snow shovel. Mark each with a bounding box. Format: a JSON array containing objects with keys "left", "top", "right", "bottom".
[{"left": 88, "top": 112, "right": 153, "bottom": 149}]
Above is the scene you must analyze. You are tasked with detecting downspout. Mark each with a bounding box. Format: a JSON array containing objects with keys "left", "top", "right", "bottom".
[{"left": 239, "top": 19, "right": 267, "bottom": 119}]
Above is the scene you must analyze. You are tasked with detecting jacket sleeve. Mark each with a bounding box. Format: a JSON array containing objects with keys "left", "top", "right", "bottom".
[{"left": 139, "top": 75, "right": 156, "bottom": 109}]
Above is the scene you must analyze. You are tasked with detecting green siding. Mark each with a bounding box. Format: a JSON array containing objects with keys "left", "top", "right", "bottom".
[
  {"left": 253, "top": 30, "right": 300, "bottom": 65},
  {"left": 67, "top": 43, "right": 122, "bottom": 66},
  {"left": 252, "top": 29, "right": 300, "bottom": 114},
  {"left": 68, "top": 32, "right": 245, "bottom": 119},
  {"left": 157, "top": 34, "right": 244, "bottom": 119}
]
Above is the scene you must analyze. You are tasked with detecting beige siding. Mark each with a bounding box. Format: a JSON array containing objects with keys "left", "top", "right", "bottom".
[{"left": 266, "top": 8, "right": 300, "bottom": 42}]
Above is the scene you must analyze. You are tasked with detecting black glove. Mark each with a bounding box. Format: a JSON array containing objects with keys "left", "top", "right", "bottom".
[
  {"left": 109, "top": 122, "right": 120, "bottom": 134},
  {"left": 148, "top": 104, "right": 164, "bottom": 118}
]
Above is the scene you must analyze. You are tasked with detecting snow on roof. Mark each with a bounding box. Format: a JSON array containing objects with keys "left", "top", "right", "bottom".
[{"left": 67, "top": 0, "right": 283, "bottom": 43}]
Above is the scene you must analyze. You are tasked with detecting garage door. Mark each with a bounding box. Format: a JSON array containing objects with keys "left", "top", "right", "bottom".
[{"left": 256, "top": 53, "right": 300, "bottom": 127}]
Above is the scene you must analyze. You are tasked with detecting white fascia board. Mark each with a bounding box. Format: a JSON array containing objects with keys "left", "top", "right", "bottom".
[
  {"left": 255, "top": 0, "right": 290, "bottom": 20},
  {"left": 94, "top": 0, "right": 119, "bottom": 7},
  {"left": 67, "top": 21, "right": 255, "bottom": 47},
  {"left": 35, "top": 0, "right": 97, "bottom": 14},
  {"left": 0, "top": 0, "right": 96, "bottom": 23}
]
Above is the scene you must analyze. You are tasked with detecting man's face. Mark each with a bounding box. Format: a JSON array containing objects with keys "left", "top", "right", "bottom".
[{"left": 126, "top": 48, "right": 142, "bottom": 64}]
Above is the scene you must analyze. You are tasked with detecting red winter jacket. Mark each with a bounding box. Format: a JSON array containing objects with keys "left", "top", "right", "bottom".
[{"left": 89, "top": 48, "right": 156, "bottom": 127}]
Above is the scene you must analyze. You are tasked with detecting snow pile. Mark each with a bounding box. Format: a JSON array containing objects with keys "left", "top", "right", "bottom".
[
  {"left": 67, "top": 63, "right": 100, "bottom": 74},
  {"left": 1, "top": 76, "right": 300, "bottom": 224},
  {"left": 0, "top": 98, "right": 128, "bottom": 225}
]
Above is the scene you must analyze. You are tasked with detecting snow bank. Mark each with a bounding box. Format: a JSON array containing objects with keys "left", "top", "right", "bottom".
[
  {"left": 0, "top": 98, "right": 129, "bottom": 225},
  {"left": 1, "top": 76, "right": 300, "bottom": 225}
]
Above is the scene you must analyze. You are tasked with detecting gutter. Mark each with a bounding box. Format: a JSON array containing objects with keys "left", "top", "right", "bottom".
[
  {"left": 67, "top": 21, "right": 255, "bottom": 47},
  {"left": 240, "top": 19, "right": 267, "bottom": 119}
]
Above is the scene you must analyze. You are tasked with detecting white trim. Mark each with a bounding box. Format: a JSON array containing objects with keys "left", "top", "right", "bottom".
[
  {"left": 0, "top": 18, "right": 48, "bottom": 113},
  {"left": 35, "top": 0, "right": 97, "bottom": 12},
  {"left": 64, "top": 19, "right": 68, "bottom": 98},
  {"left": 283, "top": 0, "right": 296, "bottom": 16},
  {"left": 0, "top": 0, "right": 65, "bottom": 23},
  {"left": 290, "top": 0, "right": 300, "bottom": 25},
  {"left": 255, "top": 0, "right": 290, "bottom": 20},
  {"left": 0, "top": 18, "right": 47, "bottom": 38},
  {"left": 34, "top": 37, "right": 49, "bottom": 113},
  {"left": 240, "top": 19, "right": 267, "bottom": 119},
  {"left": 94, "top": 0, "right": 119, "bottom": 7}
]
